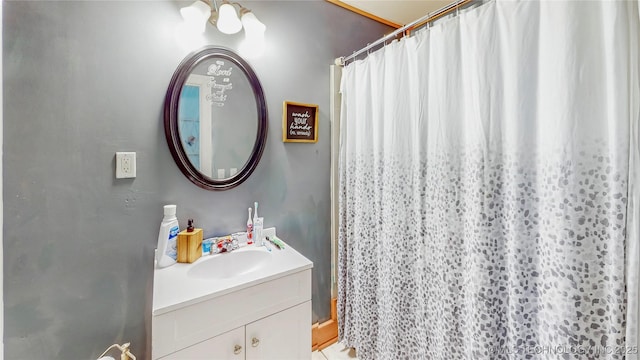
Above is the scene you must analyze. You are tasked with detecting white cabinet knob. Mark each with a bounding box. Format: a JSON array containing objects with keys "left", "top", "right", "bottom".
[
  {"left": 251, "top": 337, "right": 260, "bottom": 347},
  {"left": 234, "top": 344, "right": 242, "bottom": 355}
]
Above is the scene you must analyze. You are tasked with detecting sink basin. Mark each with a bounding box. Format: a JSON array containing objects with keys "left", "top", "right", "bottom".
[{"left": 187, "top": 248, "right": 272, "bottom": 280}]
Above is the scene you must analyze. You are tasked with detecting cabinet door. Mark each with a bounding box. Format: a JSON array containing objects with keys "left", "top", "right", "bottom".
[
  {"left": 245, "top": 301, "right": 311, "bottom": 360},
  {"left": 161, "top": 326, "right": 245, "bottom": 360}
]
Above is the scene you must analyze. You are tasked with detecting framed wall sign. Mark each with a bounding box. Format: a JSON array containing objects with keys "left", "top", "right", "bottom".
[{"left": 282, "top": 101, "right": 319, "bottom": 143}]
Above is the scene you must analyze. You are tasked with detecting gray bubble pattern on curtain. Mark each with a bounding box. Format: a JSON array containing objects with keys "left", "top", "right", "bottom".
[
  {"left": 339, "top": 145, "right": 628, "bottom": 359},
  {"left": 337, "top": 1, "right": 640, "bottom": 360}
]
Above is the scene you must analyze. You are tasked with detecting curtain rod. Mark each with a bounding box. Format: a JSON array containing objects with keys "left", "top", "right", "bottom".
[{"left": 335, "top": 0, "right": 473, "bottom": 66}]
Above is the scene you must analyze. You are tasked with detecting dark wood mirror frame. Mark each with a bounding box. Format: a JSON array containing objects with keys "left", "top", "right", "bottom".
[{"left": 164, "top": 46, "right": 268, "bottom": 190}]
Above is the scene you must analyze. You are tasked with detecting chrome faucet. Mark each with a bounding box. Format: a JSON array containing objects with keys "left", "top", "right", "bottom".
[{"left": 211, "top": 235, "right": 239, "bottom": 254}]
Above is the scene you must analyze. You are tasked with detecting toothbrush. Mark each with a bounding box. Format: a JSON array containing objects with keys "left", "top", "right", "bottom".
[
  {"left": 265, "top": 236, "right": 279, "bottom": 250},
  {"left": 263, "top": 241, "right": 272, "bottom": 252},
  {"left": 266, "top": 236, "right": 285, "bottom": 249}
]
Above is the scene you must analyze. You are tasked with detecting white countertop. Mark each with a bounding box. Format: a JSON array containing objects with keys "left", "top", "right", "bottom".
[{"left": 152, "top": 228, "right": 313, "bottom": 315}]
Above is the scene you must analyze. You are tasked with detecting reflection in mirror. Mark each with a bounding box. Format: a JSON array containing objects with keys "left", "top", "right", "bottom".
[
  {"left": 178, "top": 60, "right": 258, "bottom": 180},
  {"left": 164, "top": 46, "right": 268, "bottom": 190}
]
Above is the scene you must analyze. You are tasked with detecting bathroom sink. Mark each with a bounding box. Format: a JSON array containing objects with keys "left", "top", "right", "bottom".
[
  {"left": 187, "top": 248, "right": 272, "bottom": 280},
  {"left": 153, "top": 228, "right": 314, "bottom": 316}
]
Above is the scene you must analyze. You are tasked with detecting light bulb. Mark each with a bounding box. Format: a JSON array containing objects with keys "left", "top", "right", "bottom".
[
  {"left": 239, "top": 11, "right": 266, "bottom": 58},
  {"left": 180, "top": 1, "right": 211, "bottom": 34},
  {"left": 216, "top": 3, "right": 242, "bottom": 34},
  {"left": 240, "top": 11, "right": 265, "bottom": 35}
]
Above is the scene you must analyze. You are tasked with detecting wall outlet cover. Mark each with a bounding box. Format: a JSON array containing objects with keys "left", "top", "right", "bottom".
[{"left": 116, "top": 152, "right": 136, "bottom": 179}]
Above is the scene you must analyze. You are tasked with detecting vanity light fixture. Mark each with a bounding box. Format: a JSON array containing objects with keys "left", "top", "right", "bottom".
[{"left": 180, "top": 0, "right": 266, "bottom": 54}]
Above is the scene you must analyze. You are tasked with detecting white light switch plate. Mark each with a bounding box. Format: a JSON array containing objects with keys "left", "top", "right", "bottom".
[{"left": 116, "top": 152, "right": 136, "bottom": 179}]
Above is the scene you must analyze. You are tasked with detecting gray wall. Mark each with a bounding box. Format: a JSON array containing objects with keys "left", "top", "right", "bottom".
[{"left": 3, "top": 1, "right": 390, "bottom": 359}]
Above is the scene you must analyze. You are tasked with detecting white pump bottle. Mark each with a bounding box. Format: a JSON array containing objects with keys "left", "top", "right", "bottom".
[{"left": 156, "top": 205, "right": 179, "bottom": 268}]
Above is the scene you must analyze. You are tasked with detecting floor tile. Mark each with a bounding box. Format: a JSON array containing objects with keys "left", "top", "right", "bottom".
[
  {"left": 312, "top": 350, "right": 328, "bottom": 360},
  {"left": 321, "top": 342, "right": 358, "bottom": 360}
]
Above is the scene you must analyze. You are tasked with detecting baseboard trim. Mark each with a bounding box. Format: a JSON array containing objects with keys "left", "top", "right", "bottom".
[{"left": 312, "top": 298, "right": 338, "bottom": 351}]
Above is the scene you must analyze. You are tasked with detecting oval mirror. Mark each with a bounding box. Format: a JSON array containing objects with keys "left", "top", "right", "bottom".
[{"left": 164, "top": 46, "right": 268, "bottom": 190}]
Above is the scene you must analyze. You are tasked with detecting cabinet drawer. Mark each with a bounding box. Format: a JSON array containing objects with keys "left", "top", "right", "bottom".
[{"left": 153, "top": 269, "right": 311, "bottom": 359}]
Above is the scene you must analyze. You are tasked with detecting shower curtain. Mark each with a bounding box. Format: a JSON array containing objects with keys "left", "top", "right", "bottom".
[{"left": 338, "top": 1, "right": 640, "bottom": 359}]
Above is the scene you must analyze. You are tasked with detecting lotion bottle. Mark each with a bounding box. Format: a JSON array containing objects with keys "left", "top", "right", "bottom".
[{"left": 156, "top": 205, "right": 179, "bottom": 268}]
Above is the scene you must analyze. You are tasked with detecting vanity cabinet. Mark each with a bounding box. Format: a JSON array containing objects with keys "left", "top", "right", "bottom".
[
  {"left": 161, "top": 301, "right": 310, "bottom": 360},
  {"left": 153, "top": 267, "right": 312, "bottom": 360}
]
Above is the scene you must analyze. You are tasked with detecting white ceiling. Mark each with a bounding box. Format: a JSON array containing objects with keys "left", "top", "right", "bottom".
[{"left": 338, "top": 0, "right": 454, "bottom": 26}]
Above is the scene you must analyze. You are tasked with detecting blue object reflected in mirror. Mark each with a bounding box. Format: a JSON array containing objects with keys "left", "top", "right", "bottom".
[{"left": 179, "top": 85, "right": 201, "bottom": 170}]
